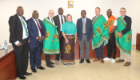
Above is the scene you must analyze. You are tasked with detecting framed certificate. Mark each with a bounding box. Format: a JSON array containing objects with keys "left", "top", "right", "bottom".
[{"left": 68, "top": 1, "right": 74, "bottom": 8}]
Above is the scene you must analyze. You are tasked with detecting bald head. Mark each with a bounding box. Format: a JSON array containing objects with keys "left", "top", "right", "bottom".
[
  {"left": 16, "top": 6, "right": 24, "bottom": 16},
  {"left": 48, "top": 9, "right": 54, "bottom": 18},
  {"left": 107, "top": 9, "right": 112, "bottom": 18},
  {"left": 32, "top": 10, "right": 39, "bottom": 19}
]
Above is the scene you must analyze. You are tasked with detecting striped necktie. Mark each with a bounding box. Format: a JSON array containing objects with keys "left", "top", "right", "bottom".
[{"left": 20, "top": 17, "right": 28, "bottom": 37}]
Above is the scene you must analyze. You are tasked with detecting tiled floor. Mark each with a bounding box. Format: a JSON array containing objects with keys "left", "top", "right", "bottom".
[{"left": 16, "top": 46, "right": 140, "bottom": 80}]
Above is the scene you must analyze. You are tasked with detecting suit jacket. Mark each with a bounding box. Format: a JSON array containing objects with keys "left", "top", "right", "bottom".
[
  {"left": 76, "top": 18, "right": 93, "bottom": 41},
  {"left": 122, "top": 15, "right": 132, "bottom": 35},
  {"left": 53, "top": 15, "right": 66, "bottom": 34},
  {"left": 27, "top": 18, "right": 46, "bottom": 44},
  {"left": 47, "top": 17, "right": 55, "bottom": 22},
  {"left": 8, "top": 14, "right": 29, "bottom": 44}
]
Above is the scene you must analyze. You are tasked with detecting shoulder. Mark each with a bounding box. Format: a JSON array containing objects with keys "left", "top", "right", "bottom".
[
  {"left": 22, "top": 16, "right": 26, "bottom": 20},
  {"left": 9, "top": 14, "right": 18, "bottom": 22},
  {"left": 86, "top": 18, "right": 92, "bottom": 21},
  {"left": 38, "top": 19, "right": 43, "bottom": 22},
  {"left": 92, "top": 16, "right": 96, "bottom": 20},
  {"left": 38, "top": 19, "right": 44, "bottom": 24},
  {"left": 63, "top": 22, "right": 67, "bottom": 25},
  {"left": 53, "top": 15, "right": 59, "bottom": 18},
  {"left": 77, "top": 18, "right": 82, "bottom": 22},
  {"left": 9, "top": 14, "right": 17, "bottom": 19},
  {"left": 43, "top": 18, "right": 47, "bottom": 21},
  {"left": 27, "top": 18, "right": 32, "bottom": 22},
  {"left": 101, "top": 15, "right": 106, "bottom": 19},
  {"left": 125, "top": 15, "right": 131, "bottom": 20},
  {"left": 124, "top": 15, "right": 132, "bottom": 23},
  {"left": 9, "top": 15, "right": 15, "bottom": 19}
]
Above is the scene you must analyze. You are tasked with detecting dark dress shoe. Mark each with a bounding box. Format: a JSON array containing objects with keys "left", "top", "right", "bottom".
[
  {"left": 79, "top": 59, "right": 84, "bottom": 63},
  {"left": 86, "top": 59, "right": 91, "bottom": 63},
  {"left": 47, "top": 63, "right": 54, "bottom": 68},
  {"left": 31, "top": 69, "right": 37, "bottom": 73},
  {"left": 24, "top": 72, "right": 32, "bottom": 76},
  {"left": 37, "top": 66, "right": 45, "bottom": 70},
  {"left": 19, "top": 75, "right": 26, "bottom": 79},
  {"left": 50, "top": 61, "right": 54, "bottom": 64}
]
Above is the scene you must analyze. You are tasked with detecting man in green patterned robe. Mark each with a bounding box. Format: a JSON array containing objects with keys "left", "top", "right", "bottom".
[
  {"left": 43, "top": 10, "right": 60, "bottom": 68},
  {"left": 92, "top": 7, "right": 109, "bottom": 63},
  {"left": 116, "top": 8, "right": 132, "bottom": 66}
]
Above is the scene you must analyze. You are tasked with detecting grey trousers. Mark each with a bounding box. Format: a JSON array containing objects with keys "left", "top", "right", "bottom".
[
  {"left": 79, "top": 35, "right": 90, "bottom": 59},
  {"left": 120, "top": 50, "right": 131, "bottom": 62}
]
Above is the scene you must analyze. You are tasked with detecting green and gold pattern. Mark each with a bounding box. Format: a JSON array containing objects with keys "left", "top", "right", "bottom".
[
  {"left": 43, "top": 18, "right": 60, "bottom": 55},
  {"left": 65, "top": 45, "right": 71, "bottom": 54},
  {"left": 66, "top": 35, "right": 75, "bottom": 39},
  {"left": 92, "top": 15, "right": 109, "bottom": 49},
  {"left": 115, "top": 16, "right": 132, "bottom": 55}
]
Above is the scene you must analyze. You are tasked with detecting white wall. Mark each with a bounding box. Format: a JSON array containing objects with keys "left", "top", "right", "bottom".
[{"left": 0, "top": 0, "right": 140, "bottom": 45}]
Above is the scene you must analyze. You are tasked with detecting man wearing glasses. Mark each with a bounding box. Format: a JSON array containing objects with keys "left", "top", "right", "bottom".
[{"left": 116, "top": 8, "right": 132, "bottom": 66}]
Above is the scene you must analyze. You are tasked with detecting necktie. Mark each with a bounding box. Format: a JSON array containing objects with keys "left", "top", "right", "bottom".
[
  {"left": 83, "top": 20, "right": 86, "bottom": 34},
  {"left": 61, "top": 15, "right": 63, "bottom": 24},
  {"left": 20, "top": 17, "right": 28, "bottom": 37},
  {"left": 51, "top": 19, "right": 54, "bottom": 23},
  {"left": 35, "top": 20, "right": 42, "bottom": 35}
]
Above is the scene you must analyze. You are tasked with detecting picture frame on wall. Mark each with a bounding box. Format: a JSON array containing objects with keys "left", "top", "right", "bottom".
[{"left": 68, "top": 1, "right": 74, "bottom": 8}]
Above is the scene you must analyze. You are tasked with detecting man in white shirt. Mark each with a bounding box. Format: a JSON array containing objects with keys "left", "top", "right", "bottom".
[
  {"left": 53, "top": 8, "right": 66, "bottom": 65},
  {"left": 27, "top": 10, "right": 46, "bottom": 72},
  {"left": 9, "top": 6, "right": 32, "bottom": 79},
  {"left": 104, "top": 9, "right": 117, "bottom": 63}
]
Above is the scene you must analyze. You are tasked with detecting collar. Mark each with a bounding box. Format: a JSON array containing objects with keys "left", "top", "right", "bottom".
[
  {"left": 59, "top": 15, "right": 63, "bottom": 17},
  {"left": 32, "top": 17, "right": 38, "bottom": 21},
  {"left": 49, "top": 17, "right": 53, "bottom": 20},
  {"left": 96, "top": 14, "right": 100, "bottom": 17},
  {"left": 82, "top": 17, "right": 86, "bottom": 20},
  {"left": 122, "top": 15, "right": 125, "bottom": 18},
  {"left": 17, "top": 14, "right": 23, "bottom": 18},
  {"left": 121, "top": 15, "right": 125, "bottom": 18}
]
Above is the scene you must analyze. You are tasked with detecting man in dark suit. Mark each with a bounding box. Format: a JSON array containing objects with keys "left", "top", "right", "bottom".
[
  {"left": 76, "top": 10, "right": 93, "bottom": 63},
  {"left": 53, "top": 8, "right": 66, "bottom": 65},
  {"left": 8, "top": 6, "right": 32, "bottom": 79},
  {"left": 27, "top": 10, "right": 46, "bottom": 72},
  {"left": 116, "top": 8, "right": 132, "bottom": 66}
]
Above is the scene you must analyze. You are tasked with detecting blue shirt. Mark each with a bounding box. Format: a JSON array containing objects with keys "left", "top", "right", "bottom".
[{"left": 82, "top": 17, "right": 86, "bottom": 33}]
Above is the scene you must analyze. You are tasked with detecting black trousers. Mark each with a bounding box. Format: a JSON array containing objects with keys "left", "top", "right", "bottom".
[
  {"left": 45, "top": 55, "right": 50, "bottom": 64},
  {"left": 12, "top": 39, "right": 28, "bottom": 77},
  {"left": 55, "top": 31, "right": 63, "bottom": 60},
  {"left": 107, "top": 33, "right": 116, "bottom": 59}
]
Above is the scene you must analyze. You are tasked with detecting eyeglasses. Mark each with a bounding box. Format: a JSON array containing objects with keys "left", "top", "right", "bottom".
[{"left": 120, "top": 11, "right": 126, "bottom": 13}]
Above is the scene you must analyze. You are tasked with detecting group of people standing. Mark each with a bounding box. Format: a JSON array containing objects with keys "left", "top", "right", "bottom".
[{"left": 8, "top": 6, "right": 132, "bottom": 79}]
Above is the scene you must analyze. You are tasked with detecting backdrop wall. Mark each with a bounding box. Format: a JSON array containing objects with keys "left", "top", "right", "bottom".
[{"left": 0, "top": 0, "right": 139, "bottom": 45}]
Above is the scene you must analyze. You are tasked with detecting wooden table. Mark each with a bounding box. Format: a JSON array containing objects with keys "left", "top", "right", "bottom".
[
  {"left": 0, "top": 46, "right": 17, "bottom": 80},
  {"left": 136, "top": 33, "right": 140, "bottom": 51}
]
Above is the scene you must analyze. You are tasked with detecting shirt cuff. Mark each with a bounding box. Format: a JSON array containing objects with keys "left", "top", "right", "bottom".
[
  {"left": 36, "top": 36, "right": 41, "bottom": 39},
  {"left": 14, "top": 41, "right": 20, "bottom": 45}
]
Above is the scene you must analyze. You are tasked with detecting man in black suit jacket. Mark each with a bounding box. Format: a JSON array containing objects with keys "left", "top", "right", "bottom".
[
  {"left": 53, "top": 8, "right": 66, "bottom": 65},
  {"left": 116, "top": 8, "right": 132, "bottom": 66},
  {"left": 8, "top": 6, "right": 32, "bottom": 79},
  {"left": 76, "top": 10, "right": 93, "bottom": 63}
]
